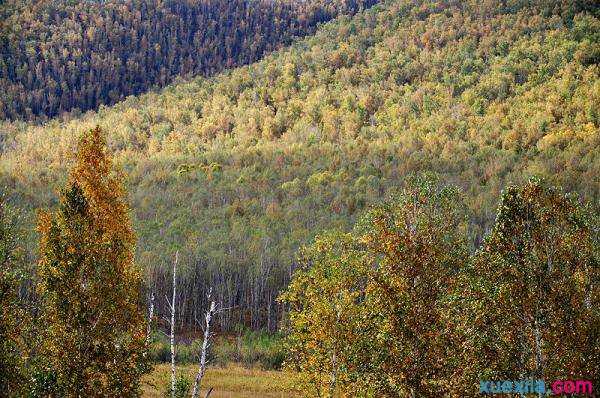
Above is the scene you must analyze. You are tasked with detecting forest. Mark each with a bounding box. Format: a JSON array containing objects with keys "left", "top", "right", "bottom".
[
  {"left": 0, "top": 0, "right": 376, "bottom": 120},
  {"left": 2, "top": 0, "right": 598, "bottom": 333},
  {"left": 0, "top": 0, "right": 599, "bottom": 396},
  {"left": 2, "top": 131, "right": 599, "bottom": 396}
]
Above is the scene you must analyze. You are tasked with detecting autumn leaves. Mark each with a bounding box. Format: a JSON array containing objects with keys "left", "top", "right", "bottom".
[
  {"left": 281, "top": 175, "right": 600, "bottom": 397},
  {"left": 35, "top": 127, "right": 147, "bottom": 396},
  {"left": 3, "top": 126, "right": 599, "bottom": 397}
]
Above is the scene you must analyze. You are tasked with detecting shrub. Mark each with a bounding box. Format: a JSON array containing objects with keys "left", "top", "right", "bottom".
[
  {"left": 148, "top": 329, "right": 285, "bottom": 370},
  {"left": 163, "top": 375, "right": 191, "bottom": 398}
]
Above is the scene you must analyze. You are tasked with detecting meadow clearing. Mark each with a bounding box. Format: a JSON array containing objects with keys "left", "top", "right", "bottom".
[{"left": 142, "top": 364, "right": 299, "bottom": 398}]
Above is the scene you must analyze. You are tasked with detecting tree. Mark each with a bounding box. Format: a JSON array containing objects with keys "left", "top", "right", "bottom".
[
  {"left": 167, "top": 252, "right": 178, "bottom": 398},
  {"left": 458, "top": 178, "right": 600, "bottom": 388},
  {"left": 0, "top": 0, "right": 376, "bottom": 120},
  {"left": 37, "top": 126, "right": 148, "bottom": 397},
  {"left": 0, "top": 197, "right": 26, "bottom": 397},
  {"left": 281, "top": 175, "right": 470, "bottom": 397},
  {"left": 191, "top": 288, "right": 216, "bottom": 398},
  {"left": 359, "top": 175, "right": 469, "bottom": 397},
  {"left": 279, "top": 231, "right": 372, "bottom": 397}
]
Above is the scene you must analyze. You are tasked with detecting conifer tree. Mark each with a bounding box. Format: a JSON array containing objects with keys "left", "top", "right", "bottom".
[{"left": 37, "top": 126, "right": 147, "bottom": 397}]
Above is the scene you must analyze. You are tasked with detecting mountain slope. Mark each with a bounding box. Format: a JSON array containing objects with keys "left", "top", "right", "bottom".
[
  {"left": 0, "top": 0, "right": 376, "bottom": 120},
  {"left": 1, "top": 0, "right": 599, "bottom": 330}
]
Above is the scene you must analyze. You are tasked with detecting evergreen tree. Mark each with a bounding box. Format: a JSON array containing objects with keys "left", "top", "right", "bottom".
[{"left": 37, "top": 126, "right": 147, "bottom": 397}]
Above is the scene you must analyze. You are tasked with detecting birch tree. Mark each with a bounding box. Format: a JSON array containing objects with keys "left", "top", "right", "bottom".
[
  {"left": 37, "top": 126, "right": 148, "bottom": 397},
  {"left": 165, "top": 252, "right": 179, "bottom": 398},
  {"left": 281, "top": 175, "right": 469, "bottom": 397},
  {"left": 191, "top": 289, "right": 216, "bottom": 398},
  {"left": 146, "top": 292, "right": 155, "bottom": 347},
  {"left": 359, "top": 175, "right": 469, "bottom": 397},
  {"left": 459, "top": 178, "right": 600, "bottom": 387},
  {"left": 279, "top": 231, "right": 371, "bottom": 397}
]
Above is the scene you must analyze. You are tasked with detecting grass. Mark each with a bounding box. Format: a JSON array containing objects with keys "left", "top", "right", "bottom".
[
  {"left": 148, "top": 330, "right": 285, "bottom": 370},
  {"left": 142, "top": 363, "right": 300, "bottom": 398}
]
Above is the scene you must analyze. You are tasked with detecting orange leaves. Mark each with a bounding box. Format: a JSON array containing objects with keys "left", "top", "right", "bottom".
[
  {"left": 37, "top": 126, "right": 147, "bottom": 397},
  {"left": 67, "top": 126, "right": 134, "bottom": 249}
]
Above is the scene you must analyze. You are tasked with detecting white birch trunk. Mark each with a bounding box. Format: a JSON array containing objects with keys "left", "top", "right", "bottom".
[
  {"left": 170, "top": 252, "right": 178, "bottom": 398},
  {"left": 192, "top": 291, "right": 216, "bottom": 398},
  {"left": 146, "top": 291, "right": 155, "bottom": 345}
]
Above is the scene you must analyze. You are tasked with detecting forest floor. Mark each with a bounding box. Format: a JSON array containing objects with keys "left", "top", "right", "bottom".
[{"left": 142, "top": 363, "right": 300, "bottom": 397}]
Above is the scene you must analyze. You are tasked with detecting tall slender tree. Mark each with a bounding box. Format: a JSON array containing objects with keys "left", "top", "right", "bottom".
[
  {"left": 279, "top": 231, "right": 370, "bottom": 397},
  {"left": 37, "top": 126, "right": 148, "bottom": 397}
]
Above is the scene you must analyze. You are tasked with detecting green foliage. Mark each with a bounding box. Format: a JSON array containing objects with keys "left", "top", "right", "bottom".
[
  {"left": 455, "top": 178, "right": 600, "bottom": 387},
  {"left": 280, "top": 175, "right": 469, "bottom": 396},
  {"left": 27, "top": 365, "right": 60, "bottom": 398},
  {"left": 1, "top": 0, "right": 599, "bottom": 333},
  {"left": 282, "top": 177, "right": 600, "bottom": 396},
  {"left": 163, "top": 375, "right": 192, "bottom": 398},
  {"left": 149, "top": 330, "right": 285, "bottom": 370},
  {"left": 279, "top": 230, "right": 371, "bottom": 396},
  {"left": 212, "top": 331, "right": 286, "bottom": 370},
  {"left": 0, "top": 197, "right": 26, "bottom": 397},
  {"left": 36, "top": 127, "right": 148, "bottom": 397},
  {"left": 359, "top": 175, "right": 470, "bottom": 396}
]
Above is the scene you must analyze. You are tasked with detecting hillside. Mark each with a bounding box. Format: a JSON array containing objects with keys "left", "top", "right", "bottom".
[
  {"left": 1, "top": 0, "right": 599, "bottom": 331},
  {"left": 0, "top": 0, "right": 376, "bottom": 120}
]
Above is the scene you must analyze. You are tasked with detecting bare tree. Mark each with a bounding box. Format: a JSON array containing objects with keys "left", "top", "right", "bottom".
[
  {"left": 191, "top": 288, "right": 216, "bottom": 398},
  {"left": 165, "top": 252, "right": 179, "bottom": 398}
]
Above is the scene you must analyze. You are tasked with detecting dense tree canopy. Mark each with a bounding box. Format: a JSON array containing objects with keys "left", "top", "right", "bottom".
[
  {"left": 456, "top": 179, "right": 600, "bottom": 387},
  {"left": 1, "top": 0, "right": 598, "bottom": 332},
  {"left": 281, "top": 175, "right": 470, "bottom": 396},
  {"left": 0, "top": 0, "right": 376, "bottom": 120},
  {"left": 281, "top": 178, "right": 600, "bottom": 396}
]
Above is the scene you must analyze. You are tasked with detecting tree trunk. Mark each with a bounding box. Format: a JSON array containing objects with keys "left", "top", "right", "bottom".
[
  {"left": 145, "top": 291, "right": 155, "bottom": 352},
  {"left": 170, "top": 252, "right": 178, "bottom": 398},
  {"left": 192, "top": 291, "right": 216, "bottom": 398},
  {"left": 144, "top": 292, "right": 154, "bottom": 358}
]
